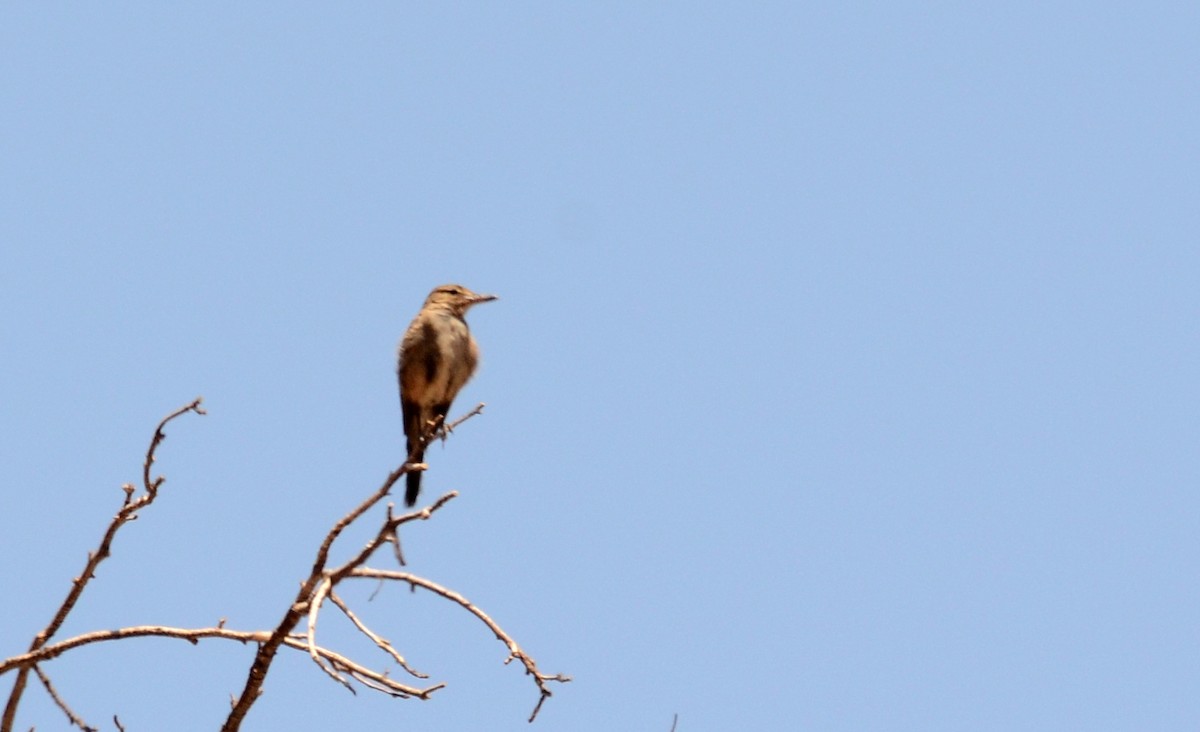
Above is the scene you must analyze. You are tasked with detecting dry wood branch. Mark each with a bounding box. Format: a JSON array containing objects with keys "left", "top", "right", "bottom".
[
  {"left": 34, "top": 666, "right": 96, "bottom": 732},
  {"left": 420, "top": 403, "right": 486, "bottom": 449},
  {"left": 1, "top": 399, "right": 205, "bottom": 732},
  {"left": 220, "top": 405, "right": 484, "bottom": 731},
  {"left": 349, "top": 568, "right": 572, "bottom": 722},
  {"left": 4, "top": 398, "right": 567, "bottom": 728},
  {"left": 3, "top": 626, "right": 265, "bottom": 674},
  {"left": 328, "top": 591, "right": 426, "bottom": 678},
  {"left": 1, "top": 626, "right": 440, "bottom": 701},
  {"left": 142, "top": 399, "right": 206, "bottom": 496},
  {"left": 328, "top": 492, "right": 457, "bottom": 583},
  {"left": 305, "top": 578, "right": 352, "bottom": 692},
  {"left": 303, "top": 643, "right": 442, "bottom": 699},
  {"left": 386, "top": 503, "right": 407, "bottom": 566},
  {"left": 280, "top": 636, "right": 437, "bottom": 698},
  {"left": 301, "top": 498, "right": 459, "bottom": 692}
]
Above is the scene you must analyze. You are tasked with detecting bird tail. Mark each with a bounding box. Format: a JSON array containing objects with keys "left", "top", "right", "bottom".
[{"left": 404, "top": 446, "right": 424, "bottom": 506}]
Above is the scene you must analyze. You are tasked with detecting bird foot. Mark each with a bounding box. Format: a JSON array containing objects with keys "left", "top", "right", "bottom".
[{"left": 425, "top": 415, "right": 452, "bottom": 444}]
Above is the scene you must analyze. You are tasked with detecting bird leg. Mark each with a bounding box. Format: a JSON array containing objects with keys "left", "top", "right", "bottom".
[{"left": 423, "top": 415, "right": 451, "bottom": 445}]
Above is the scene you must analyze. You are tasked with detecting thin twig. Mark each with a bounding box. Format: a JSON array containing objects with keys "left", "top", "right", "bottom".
[
  {"left": 304, "top": 496, "right": 458, "bottom": 687},
  {"left": 280, "top": 637, "right": 438, "bottom": 698},
  {"left": 328, "top": 591, "right": 426, "bottom": 678},
  {"left": 386, "top": 503, "right": 406, "bottom": 567},
  {"left": 33, "top": 666, "right": 96, "bottom": 732},
  {"left": 1, "top": 626, "right": 440, "bottom": 701},
  {"left": 349, "top": 568, "right": 571, "bottom": 721},
  {"left": 143, "top": 399, "right": 207, "bottom": 496},
  {"left": 327, "top": 492, "right": 457, "bottom": 583},
  {"left": 1, "top": 399, "right": 204, "bottom": 732},
  {"left": 220, "top": 405, "right": 484, "bottom": 731},
  {"left": 305, "top": 578, "right": 352, "bottom": 692},
  {"left": 2, "top": 626, "right": 258, "bottom": 674},
  {"left": 314, "top": 645, "right": 443, "bottom": 699},
  {"left": 3, "top": 398, "right": 562, "bottom": 728}
]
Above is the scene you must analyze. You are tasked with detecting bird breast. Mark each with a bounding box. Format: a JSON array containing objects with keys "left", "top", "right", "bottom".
[{"left": 400, "top": 311, "right": 478, "bottom": 403}]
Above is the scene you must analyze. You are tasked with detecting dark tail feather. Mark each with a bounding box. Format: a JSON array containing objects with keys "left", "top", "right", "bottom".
[
  {"left": 405, "top": 469, "right": 422, "bottom": 506},
  {"left": 405, "top": 443, "right": 425, "bottom": 506}
]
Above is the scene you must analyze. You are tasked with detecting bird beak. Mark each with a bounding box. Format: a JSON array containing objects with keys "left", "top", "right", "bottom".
[{"left": 470, "top": 293, "right": 498, "bottom": 304}]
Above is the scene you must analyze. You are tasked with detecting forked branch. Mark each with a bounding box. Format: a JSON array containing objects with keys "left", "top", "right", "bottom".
[
  {"left": 0, "top": 398, "right": 205, "bottom": 732},
  {"left": 2, "top": 399, "right": 569, "bottom": 731},
  {"left": 220, "top": 405, "right": 490, "bottom": 731},
  {"left": 350, "top": 568, "right": 572, "bottom": 721}
]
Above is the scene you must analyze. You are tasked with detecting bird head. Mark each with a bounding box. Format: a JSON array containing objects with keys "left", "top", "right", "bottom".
[{"left": 424, "top": 284, "right": 498, "bottom": 315}]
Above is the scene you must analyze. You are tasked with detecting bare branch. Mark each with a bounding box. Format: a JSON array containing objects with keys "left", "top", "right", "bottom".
[
  {"left": 386, "top": 503, "right": 407, "bottom": 567},
  {"left": 349, "top": 569, "right": 571, "bottom": 721},
  {"left": 306, "top": 644, "right": 443, "bottom": 699},
  {"left": 443, "top": 402, "right": 487, "bottom": 433},
  {"left": 1, "top": 399, "right": 205, "bottom": 732},
  {"left": 278, "top": 638, "right": 437, "bottom": 698},
  {"left": 220, "top": 405, "right": 484, "bottom": 731},
  {"left": 3, "top": 626, "right": 257, "bottom": 674},
  {"left": 1, "top": 626, "right": 440, "bottom": 701},
  {"left": 4, "top": 398, "right": 566, "bottom": 728},
  {"left": 305, "top": 578, "right": 353, "bottom": 692},
  {"left": 143, "top": 398, "right": 208, "bottom": 496},
  {"left": 33, "top": 666, "right": 96, "bottom": 732},
  {"left": 327, "top": 492, "right": 457, "bottom": 583},
  {"left": 328, "top": 591, "right": 427, "bottom": 679}
]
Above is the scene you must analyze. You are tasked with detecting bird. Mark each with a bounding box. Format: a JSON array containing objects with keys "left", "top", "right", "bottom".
[{"left": 397, "top": 283, "right": 497, "bottom": 506}]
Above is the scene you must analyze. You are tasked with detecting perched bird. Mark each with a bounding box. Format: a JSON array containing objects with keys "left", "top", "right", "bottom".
[{"left": 397, "top": 284, "right": 497, "bottom": 506}]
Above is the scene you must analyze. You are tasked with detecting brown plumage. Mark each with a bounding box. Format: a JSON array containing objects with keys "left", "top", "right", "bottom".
[{"left": 397, "top": 284, "right": 497, "bottom": 506}]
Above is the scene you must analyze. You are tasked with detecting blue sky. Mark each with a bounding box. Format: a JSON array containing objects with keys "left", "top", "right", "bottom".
[{"left": 2, "top": 3, "right": 1199, "bottom": 730}]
